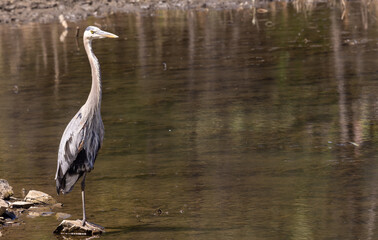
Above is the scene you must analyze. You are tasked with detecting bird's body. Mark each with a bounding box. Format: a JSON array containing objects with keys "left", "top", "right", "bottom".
[
  {"left": 55, "top": 102, "right": 104, "bottom": 193},
  {"left": 55, "top": 26, "right": 118, "bottom": 226}
]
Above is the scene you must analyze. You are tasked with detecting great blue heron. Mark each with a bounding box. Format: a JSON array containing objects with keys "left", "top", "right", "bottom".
[{"left": 55, "top": 26, "right": 118, "bottom": 226}]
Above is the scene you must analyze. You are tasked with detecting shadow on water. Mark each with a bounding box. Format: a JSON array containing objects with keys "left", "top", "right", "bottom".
[{"left": 106, "top": 224, "right": 226, "bottom": 234}]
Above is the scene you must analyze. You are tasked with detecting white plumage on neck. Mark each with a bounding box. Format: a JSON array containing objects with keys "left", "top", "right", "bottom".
[{"left": 83, "top": 38, "right": 102, "bottom": 114}]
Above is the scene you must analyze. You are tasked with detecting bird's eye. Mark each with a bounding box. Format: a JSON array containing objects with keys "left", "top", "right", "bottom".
[{"left": 90, "top": 30, "right": 95, "bottom": 34}]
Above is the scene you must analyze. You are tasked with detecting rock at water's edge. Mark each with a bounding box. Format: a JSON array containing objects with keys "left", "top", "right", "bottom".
[
  {"left": 10, "top": 201, "right": 34, "bottom": 209},
  {"left": 0, "top": 179, "right": 13, "bottom": 200},
  {"left": 54, "top": 219, "right": 105, "bottom": 236},
  {"left": 24, "top": 190, "right": 56, "bottom": 205},
  {"left": 0, "top": 199, "right": 8, "bottom": 215}
]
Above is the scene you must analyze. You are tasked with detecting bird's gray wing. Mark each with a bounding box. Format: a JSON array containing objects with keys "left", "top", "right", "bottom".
[{"left": 55, "top": 111, "right": 87, "bottom": 183}]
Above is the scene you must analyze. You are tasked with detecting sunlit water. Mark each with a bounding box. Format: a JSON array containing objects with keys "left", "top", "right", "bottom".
[{"left": 2, "top": 2, "right": 378, "bottom": 239}]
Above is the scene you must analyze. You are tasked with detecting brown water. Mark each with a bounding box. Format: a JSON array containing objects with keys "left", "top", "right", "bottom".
[{"left": 2, "top": 2, "right": 378, "bottom": 239}]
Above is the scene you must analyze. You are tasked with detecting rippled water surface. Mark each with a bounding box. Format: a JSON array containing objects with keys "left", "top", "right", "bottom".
[{"left": 2, "top": 2, "right": 378, "bottom": 239}]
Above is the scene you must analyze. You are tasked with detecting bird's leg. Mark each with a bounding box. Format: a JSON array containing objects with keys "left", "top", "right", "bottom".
[{"left": 81, "top": 173, "right": 87, "bottom": 226}]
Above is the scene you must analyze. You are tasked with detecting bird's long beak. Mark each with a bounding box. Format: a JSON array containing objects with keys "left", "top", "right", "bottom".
[{"left": 98, "top": 30, "right": 119, "bottom": 39}]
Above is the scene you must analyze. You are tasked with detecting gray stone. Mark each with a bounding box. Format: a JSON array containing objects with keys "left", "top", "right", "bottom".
[
  {"left": 54, "top": 219, "right": 105, "bottom": 236},
  {"left": 40, "top": 212, "right": 54, "bottom": 217},
  {"left": 24, "top": 190, "right": 56, "bottom": 205},
  {"left": 0, "top": 180, "right": 13, "bottom": 200},
  {"left": 10, "top": 201, "right": 34, "bottom": 209}
]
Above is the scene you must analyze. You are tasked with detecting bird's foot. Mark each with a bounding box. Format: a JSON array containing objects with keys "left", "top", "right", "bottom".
[{"left": 82, "top": 219, "right": 87, "bottom": 227}]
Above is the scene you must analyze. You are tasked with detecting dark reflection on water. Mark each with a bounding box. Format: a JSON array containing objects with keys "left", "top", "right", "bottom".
[{"left": 2, "top": 2, "right": 378, "bottom": 239}]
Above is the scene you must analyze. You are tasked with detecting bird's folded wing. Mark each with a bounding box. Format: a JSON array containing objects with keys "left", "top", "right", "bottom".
[{"left": 55, "top": 111, "right": 87, "bottom": 180}]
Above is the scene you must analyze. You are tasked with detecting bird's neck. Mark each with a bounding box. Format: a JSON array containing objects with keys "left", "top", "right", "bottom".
[{"left": 84, "top": 38, "right": 102, "bottom": 114}]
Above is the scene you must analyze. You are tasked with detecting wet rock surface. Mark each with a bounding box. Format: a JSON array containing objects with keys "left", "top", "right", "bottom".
[
  {"left": 54, "top": 220, "right": 105, "bottom": 236},
  {"left": 0, "top": 0, "right": 253, "bottom": 24}
]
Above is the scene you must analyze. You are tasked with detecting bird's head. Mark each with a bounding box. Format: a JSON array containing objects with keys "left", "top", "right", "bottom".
[{"left": 83, "top": 26, "right": 119, "bottom": 40}]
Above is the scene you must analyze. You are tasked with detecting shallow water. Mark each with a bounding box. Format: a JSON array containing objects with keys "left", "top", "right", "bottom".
[{"left": 2, "top": 2, "right": 378, "bottom": 239}]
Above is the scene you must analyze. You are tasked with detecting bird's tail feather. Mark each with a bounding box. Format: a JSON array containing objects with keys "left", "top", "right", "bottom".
[{"left": 56, "top": 172, "right": 83, "bottom": 194}]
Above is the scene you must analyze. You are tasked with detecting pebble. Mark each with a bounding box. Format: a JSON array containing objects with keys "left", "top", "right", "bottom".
[
  {"left": 27, "top": 211, "right": 41, "bottom": 218},
  {"left": 55, "top": 212, "right": 71, "bottom": 220},
  {"left": 40, "top": 212, "right": 54, "bottom": 217},
  {"left": 52, "top": 203, "right": 63, "bottom": 209}
]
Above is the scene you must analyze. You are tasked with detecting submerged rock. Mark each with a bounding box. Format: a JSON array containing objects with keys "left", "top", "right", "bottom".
[
  {"left": 28, "top": 206, "right": 52, "bottom": 212},
  {"left": 52, "top": 203, "right": 63, "bottom": 209},
  {"left": 54, "top": 220, "right": 105, "bottom": 236},
  {"left": 40, "top": 212, "right": 54, "bottom": 217},
  {"left": 55, "top": 212, "right": 71, "bottom": 221},
  {"left": 27, "top": 206, "right": 55, "bottom": 218},
  {"left": 24, "top": 190, "right": 56, "bottom": 205},
  {"left": 3, "top": 210, "right": 16, "bottom": 220},
  {"left": 0, "top": 179, "right": 13, "bottom": 200},
  {"left": 27, "top": 211, "right": 41, "bottom": 218}
]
